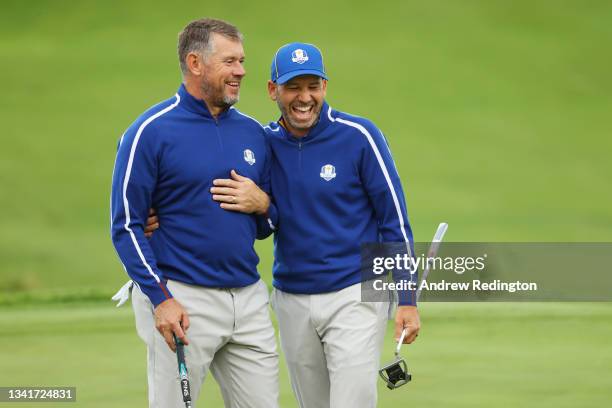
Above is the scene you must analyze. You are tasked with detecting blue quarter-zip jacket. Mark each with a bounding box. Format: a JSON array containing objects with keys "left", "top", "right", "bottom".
[
  {"left": 263, "top": 102, "right": 417, "bottom": 305},
  {"left": 111, "top": 84, "right": 270, "bottom": 306}
]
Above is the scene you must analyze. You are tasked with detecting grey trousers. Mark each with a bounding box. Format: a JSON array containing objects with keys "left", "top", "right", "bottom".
[
  {"left": 272, "top": 283, "right": 388, "bottom": 408},
  {"left": 132, "top": 279, "right": 279, "bottom": 408}
]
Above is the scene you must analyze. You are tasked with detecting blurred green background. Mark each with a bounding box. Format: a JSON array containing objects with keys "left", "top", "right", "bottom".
[{"left": 1, "top": 0, "right": 611, "bottom": 406}]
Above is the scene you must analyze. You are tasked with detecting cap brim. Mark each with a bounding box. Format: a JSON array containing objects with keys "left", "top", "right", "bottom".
[{"left": 276, "top": 69, "right": 328, "bottom": 85}]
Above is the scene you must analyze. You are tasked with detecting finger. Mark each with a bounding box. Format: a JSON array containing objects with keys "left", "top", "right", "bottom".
[
  {"left": 213, "top": 179, "right": 239, "bottom": 188},
  {"left": 181, "top": 312, "right": 190, "bottom": 333},
  {"left": 148, "top": 208, "right": 156, "bottom": 215},
  {"left": 144, "top": 224, "right": 158, "bottom": 235},
  {"left": 172, "top": 322, "right": 188, "bottom": 346},
  {"left": 230, "top": 169, "right": 248, "bottom": 181},
  {"left": 404, "top": 330, "right": 418, "bottom": 344},
  {"left": 147, "top": 216, "right": 159, "bottom": 225},
  {"left": 210, "top": 187, "right": 238, "bottom": 195},
  {"left": 219, "top": 203, "right": 244, "bottom": 212},
  {"left": 404, "top": 323, "right": 420, "bottom": 343},
  {"left": 160, "top": 328, "right": 176, "bottom": 352},
  {"left": 145, "top": 222, "right": 159, "bottom": 231},
  {"left": 180, "top": 312, "right": 191, "bottom": 336},
  {"left": 145, "top": 232, "right": 152, "bottom": 238},
  {"left": 213, "top": 195, "right": 239, "bottom": 203}
]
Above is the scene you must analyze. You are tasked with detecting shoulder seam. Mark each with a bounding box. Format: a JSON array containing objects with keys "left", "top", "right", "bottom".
[{"left": 231, "top": 108, "right": 264, "bottom": 129}]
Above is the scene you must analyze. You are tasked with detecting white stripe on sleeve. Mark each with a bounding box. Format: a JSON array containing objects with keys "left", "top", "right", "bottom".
[
  {"left": 329, "top": 109, "right": 412, "bottom": 256},
  {"left": 121, "top": 94, "right": 180, "bottom": 283}
]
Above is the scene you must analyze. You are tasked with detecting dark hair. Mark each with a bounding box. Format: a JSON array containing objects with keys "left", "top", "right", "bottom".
[{"left": 177, "top": 18, "right": 243, "bottom": 74}]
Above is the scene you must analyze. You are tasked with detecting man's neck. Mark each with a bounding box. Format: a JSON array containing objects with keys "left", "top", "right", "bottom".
[
  {"left": 280, "top": 117, "right": 315, "bottom": 138},
  {"left": 183, "top": 80, "right": 224, "bottom": 118}
]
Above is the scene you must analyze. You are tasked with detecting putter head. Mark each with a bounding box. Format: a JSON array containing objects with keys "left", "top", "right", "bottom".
[{"left": 379, "top": 358, "right": 411, "bottom": 389}]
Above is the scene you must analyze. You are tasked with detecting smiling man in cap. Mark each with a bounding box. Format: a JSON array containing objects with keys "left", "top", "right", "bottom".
[{"left": 209, "top": 42, "right": 420, "bottom": 408}]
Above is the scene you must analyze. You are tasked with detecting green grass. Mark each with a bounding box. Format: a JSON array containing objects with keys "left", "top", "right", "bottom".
[
  {"left": 1, "top": 302, "right": 611, "bottom": 407},
  {"left": 0, "top": 1, "right": 611, "bottom": 406},
  {"left": 1, "top": 0, "right": 611, "bottom": 295}
]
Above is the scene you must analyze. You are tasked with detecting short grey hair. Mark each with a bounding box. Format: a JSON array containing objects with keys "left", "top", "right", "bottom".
[{"left": 177, "top": 18, "right": 243, "bottom": 74}]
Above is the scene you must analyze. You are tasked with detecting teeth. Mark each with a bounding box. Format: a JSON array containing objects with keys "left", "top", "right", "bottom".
[{"left": 294, "top": 106, "right": 311, "bottom": 112}]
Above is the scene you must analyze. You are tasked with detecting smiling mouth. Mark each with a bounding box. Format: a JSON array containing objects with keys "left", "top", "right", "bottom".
[
  {"left": 226, "top": 81, "right": 240, "bottom": 89},
  {"left": 291, "top": 105, "right": 314, "bottom": 118}
]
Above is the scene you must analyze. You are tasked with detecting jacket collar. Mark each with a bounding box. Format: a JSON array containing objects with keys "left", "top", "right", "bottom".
[{"left": 178, "top": 83, "right": 232, "bottom": 120}]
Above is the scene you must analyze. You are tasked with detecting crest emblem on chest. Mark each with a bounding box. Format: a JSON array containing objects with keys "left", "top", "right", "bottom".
[
  {"left": 320, "top": 164, "right": 336, "bottom": 181},
  {"left": 243, "top": 149, "right": 256, "bottom": 165}
]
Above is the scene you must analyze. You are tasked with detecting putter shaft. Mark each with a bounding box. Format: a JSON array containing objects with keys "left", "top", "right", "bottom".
[
  {"left": 380, "top": 222, "right": 449, "bottom": 390},
  {"left": 395, "top": 328, "right": 408, "bottom": 357}
]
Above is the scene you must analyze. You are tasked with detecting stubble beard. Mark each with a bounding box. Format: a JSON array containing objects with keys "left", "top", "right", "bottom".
[
  {"left": 277, "top": 99, "right": 321, "bottom": 132},
  {"left": 201, "top": 79, "right": 239, "bottom": 110}
]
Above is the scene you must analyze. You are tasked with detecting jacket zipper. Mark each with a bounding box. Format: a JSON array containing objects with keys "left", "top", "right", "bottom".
[
  {"left": 298, "top": 140, "right": 302, "bottom": 171},
  {"left": 215, "top": 117, "right": 223, "bottom": 151}
]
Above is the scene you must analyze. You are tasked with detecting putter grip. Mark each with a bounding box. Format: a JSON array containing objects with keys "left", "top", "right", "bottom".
[
  {"left": 176, "top": 337, "right": 185, "bottom": 361},
  {"left": 174, "top": 335, "right": 192, "bottom": 405}
]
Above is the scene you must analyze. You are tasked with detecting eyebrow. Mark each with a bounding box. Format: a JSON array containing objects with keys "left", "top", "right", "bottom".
[{"left": 217, "top": 51, "right": 245, "bottom": 59}]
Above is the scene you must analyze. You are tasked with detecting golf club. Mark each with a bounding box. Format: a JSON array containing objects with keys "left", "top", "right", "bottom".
[
  {"left": 174, "top": 334, "right": 193, "bottom": 408},
  {"left": 379, "top": 222, "right": 448, "bottom": 389}
]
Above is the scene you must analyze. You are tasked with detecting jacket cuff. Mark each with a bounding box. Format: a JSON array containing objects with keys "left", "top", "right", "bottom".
[
  {"left": 398, "top": 291, "right": 417, "bottom": 306},
  {"left": 142, "top": 280, "right": 173, "bottom": 307},
  {"left": 265, "top": 203, "right": 278, "bottom": 231},
  {"left": 396, "top": 272, "right": 417, "bottom": 306}
]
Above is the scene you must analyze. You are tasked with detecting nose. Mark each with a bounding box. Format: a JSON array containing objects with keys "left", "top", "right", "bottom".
[
  {"left": 233, "top": 62, "right": 246, "bottom": 78},
  {"left": 297, "top": 88, "right": 312, "bottom": 103}
]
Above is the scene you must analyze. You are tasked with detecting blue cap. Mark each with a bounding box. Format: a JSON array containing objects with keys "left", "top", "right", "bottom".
[{"left": 270, "top": 42, "right": 328, "bottom": 84}]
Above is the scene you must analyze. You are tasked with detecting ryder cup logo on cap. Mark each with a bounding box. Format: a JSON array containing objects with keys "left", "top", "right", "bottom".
[
  {"left": 291, "top": 49, "right": 309, "bottom": 64},
  {"left": 271, "top": 42, "right": 329, "bottom": 85}
]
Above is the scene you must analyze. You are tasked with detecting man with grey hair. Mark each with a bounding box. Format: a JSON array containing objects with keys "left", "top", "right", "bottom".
[{"left": 110, "top": 18, "right": 278, "bottom": 407}]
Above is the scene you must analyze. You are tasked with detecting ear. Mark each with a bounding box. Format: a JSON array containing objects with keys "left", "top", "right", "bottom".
[
  {"left": 267, "top": 80, "right": 278, "bottom": 101},
  {"left": 186, "top": 52, "right": 204, "bottom": 76},
  {"left": 321, "top": 79, "right": 328, "bottom": 98}
]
